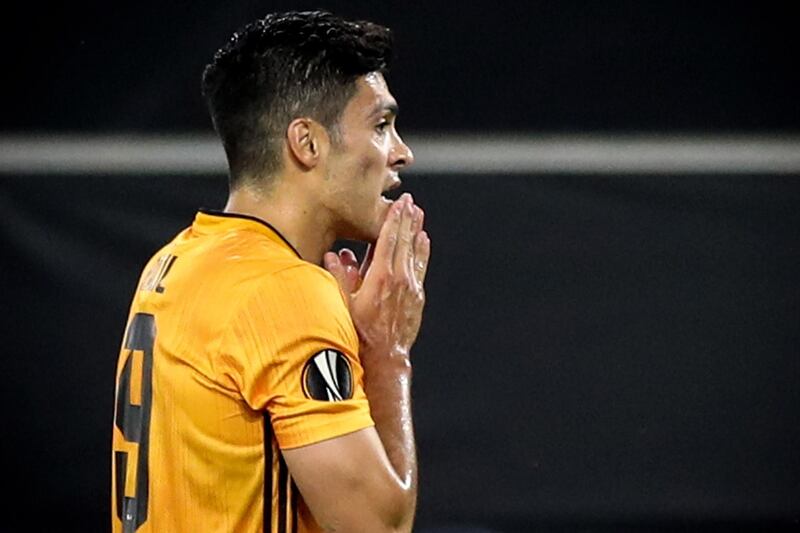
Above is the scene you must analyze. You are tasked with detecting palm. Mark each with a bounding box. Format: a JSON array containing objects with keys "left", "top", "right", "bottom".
[{"left": 323, "top": 196, "right": 430, "bottom": 352}]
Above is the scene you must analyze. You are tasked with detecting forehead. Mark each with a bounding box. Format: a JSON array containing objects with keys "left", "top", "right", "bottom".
[
  {"left": 343, "top": 72, "right": 396, "bottom": 121},
  {"left": 362, "top": 71, "right": 389, "bottom": 97}
]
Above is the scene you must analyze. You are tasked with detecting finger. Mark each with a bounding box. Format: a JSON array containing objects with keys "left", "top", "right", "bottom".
[
  {"left": 323, "top": 251, "right": 340, "bottom": 272},
  {"left": 337, "top": 248, "right": 361, "bottom": 292},
  {"left": 413, "top": 230, "right": 431, "bottom": 285},
  {"left": 371, "top": 194, "right": 407, "bottom": 276},
  {"left": 393, "top": 195, "right": 416, "bottom": 277},
  {"left": 338, "top": 248, "right": 358, "bottom": 269},
  {"left": 409, "top": 206, "right": 424, "bottom": 279},
  {"left": 323, "top": 251, "right": 347, "bottom": 289},
  {"left": 410, "top": 205, "right": 424, "bottom": 236}
]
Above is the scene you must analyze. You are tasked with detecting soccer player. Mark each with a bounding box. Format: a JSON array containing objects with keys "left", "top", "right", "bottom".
[{"left": 111, "top": 11, "right": 429, "bottom": 533}]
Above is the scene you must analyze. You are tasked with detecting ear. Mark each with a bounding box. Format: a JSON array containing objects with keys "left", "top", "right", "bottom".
[{"left": 286, "top": 118, "right": 329, "bottom": 170}]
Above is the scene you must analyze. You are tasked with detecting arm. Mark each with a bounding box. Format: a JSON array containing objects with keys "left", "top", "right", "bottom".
[{"left": 283, "top": 194, "right": 430, "bottom": 532}]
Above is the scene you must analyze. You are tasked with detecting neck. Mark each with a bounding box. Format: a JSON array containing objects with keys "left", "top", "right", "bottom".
[{"left": 223, "top": 179, "right": 335, "bottom": 265}]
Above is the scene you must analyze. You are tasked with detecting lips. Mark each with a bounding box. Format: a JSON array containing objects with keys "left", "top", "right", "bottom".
[{"left": 381, "top": 176, "right": 402, "bottom": 200}]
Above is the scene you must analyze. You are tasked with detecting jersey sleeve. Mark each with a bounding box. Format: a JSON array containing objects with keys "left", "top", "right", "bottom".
[{"left": 222, "top": 263, "right": 374, "bottom": 450}]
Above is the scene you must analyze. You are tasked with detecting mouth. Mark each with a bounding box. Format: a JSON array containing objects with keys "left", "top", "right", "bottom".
[{"left": 380, "top": 177, "right": 403, "bottom": 202}]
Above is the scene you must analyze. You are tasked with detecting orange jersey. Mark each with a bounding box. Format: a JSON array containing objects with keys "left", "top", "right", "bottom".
[{"left": 111, "top": 210, "right": 374, "bottom": 532}]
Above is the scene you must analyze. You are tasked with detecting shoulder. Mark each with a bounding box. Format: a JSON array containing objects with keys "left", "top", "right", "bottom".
[
  {"left": 273, "top": 262, "right": 341, "bottom": 290},
  {"left": 219, "top": 257, "right": 349, "bottom": 323},
  {"left": 267, "top": 262, "right": 349, "bottom": 313},
  {"left": 224, "top": 261, "right": 358, "bottom": 366}
]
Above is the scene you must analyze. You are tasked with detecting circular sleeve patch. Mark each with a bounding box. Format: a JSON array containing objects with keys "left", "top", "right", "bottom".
[{"left": 301, "top": 349, "right": 354, "bottom": 401}]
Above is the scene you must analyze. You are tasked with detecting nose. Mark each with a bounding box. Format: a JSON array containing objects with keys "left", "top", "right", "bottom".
[{"left": 389, "top": 135, "right": 414, "bottom": 170}]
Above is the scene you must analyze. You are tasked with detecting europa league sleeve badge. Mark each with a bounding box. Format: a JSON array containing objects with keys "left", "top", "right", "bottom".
[{"left": 301, "top": 349, "right": 354, "bottom": 401}]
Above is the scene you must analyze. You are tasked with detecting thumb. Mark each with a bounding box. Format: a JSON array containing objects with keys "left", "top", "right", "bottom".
[
  {"left": 323, "top": 252, "right": 348, "bottom": 290},
  {"left": 324, "top": 251, "right": 359, "bottom": 300}
]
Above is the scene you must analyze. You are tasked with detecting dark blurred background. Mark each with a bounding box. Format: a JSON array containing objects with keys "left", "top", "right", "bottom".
[
  {"left": 5, "top": 0, "right": 799, "bottom": 133},
  {"left": 2, "top": 1, "right": 799, "bottom": 532}
]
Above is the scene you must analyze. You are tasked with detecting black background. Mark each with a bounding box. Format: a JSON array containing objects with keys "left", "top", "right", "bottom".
[
  {"left": 4, "top": 0, "right": 799, "bottom": 133},
  {"left": 2, "top": 1, "right": 799, "bottom": 531}
]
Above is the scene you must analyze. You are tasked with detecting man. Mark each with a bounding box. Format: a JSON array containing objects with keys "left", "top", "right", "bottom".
[{"left": 111, "top": 11, "right": 429, "bottom": 533}]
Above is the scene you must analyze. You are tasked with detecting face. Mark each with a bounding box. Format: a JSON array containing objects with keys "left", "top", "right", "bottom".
[{"left": 320, "top": 72, "right": 414, "bottom": 242}]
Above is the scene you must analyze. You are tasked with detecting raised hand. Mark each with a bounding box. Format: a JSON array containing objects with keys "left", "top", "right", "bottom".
[{"left": 324, "top": 193, "right": 430, "bottom": 356}]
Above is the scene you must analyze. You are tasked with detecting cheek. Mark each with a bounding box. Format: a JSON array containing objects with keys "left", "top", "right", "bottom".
[
  {"left": 356, "top": 155, "right": 373, "bottom": 180},
  {"left": 354, "top": 152, "right": 383, "bottom": 189},
  {"left": 362, "top": 141, "right": 389, "bottom": 177}
]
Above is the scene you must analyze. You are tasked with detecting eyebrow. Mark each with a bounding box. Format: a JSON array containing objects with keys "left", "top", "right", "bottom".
[{"left": 370, "top": 101, "right": 399, "bottom": 119}]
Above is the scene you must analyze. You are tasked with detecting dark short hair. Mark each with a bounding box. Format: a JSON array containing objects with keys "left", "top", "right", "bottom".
[{"left": 201, "top": 11, "right": 393, "bottom": 189}]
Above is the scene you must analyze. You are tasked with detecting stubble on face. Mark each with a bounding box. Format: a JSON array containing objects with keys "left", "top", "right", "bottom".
[{"left": 322, "top": 73, "right": 399, "bottom": 243}]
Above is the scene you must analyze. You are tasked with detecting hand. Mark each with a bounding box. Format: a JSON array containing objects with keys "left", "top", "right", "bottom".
[{"left": 324, "top": 194, "right": 430, "bottom": 357}]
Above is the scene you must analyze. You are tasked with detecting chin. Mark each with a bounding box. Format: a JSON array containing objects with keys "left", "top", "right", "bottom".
[
  {"left": 335, "top": 217, "right": 379, "bottom": 243},
  {"left": 336, "top": 202, "right": 387, "bottom": 243},
  {"left": 347, "top": 223, "right": 381, "bottom": 243}
]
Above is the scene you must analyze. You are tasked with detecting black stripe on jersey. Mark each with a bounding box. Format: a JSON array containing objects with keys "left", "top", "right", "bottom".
[
  {"left": 291, "top": 479, "right": 299, "bottom": 533},
  {"left": 263, "top": 415, "right": 273, "bottom": 533},
  {"left": 278, "top": 456, "right": 288, "bottom": 533},
  {"left": 198, "top": 208, "right": 302, "bottom": 259},
  {"left": 114, "top": 451, "right": 127, "bottom": 522}
]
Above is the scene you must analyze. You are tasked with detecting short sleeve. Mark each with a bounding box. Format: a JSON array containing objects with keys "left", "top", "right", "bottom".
[{"left": 222, "top": 263, "right": 374, "bottom": 449}]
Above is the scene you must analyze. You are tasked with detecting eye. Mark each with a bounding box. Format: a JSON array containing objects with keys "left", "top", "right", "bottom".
[{"left": 375, "top": 119, "right": 390, "bottom": 133}]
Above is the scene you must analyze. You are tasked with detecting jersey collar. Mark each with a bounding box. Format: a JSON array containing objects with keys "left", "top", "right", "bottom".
[{"left": 193, "top": 209, "right": 302, "bottom": 259}]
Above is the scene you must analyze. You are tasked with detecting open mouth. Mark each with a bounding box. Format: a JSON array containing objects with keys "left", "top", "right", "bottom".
[{"left": 381, "top": 178, "right": 403, "bottom": 201}]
